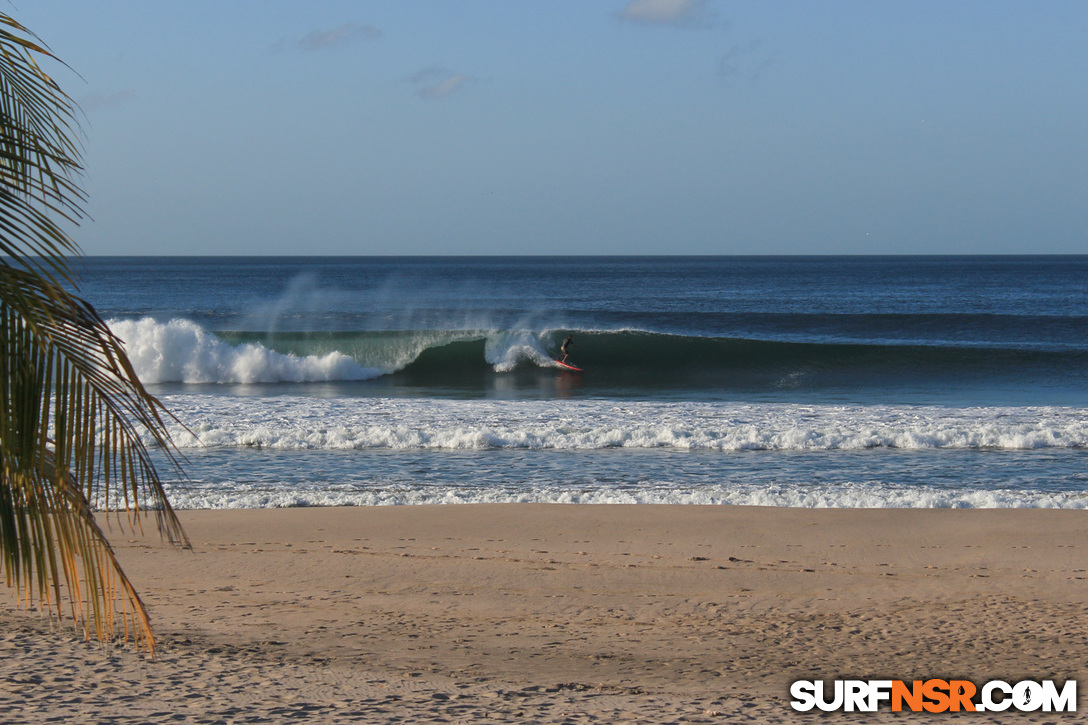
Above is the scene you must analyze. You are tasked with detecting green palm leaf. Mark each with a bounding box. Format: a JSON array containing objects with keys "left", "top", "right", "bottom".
[{"left": 0, "top": 13, "right": 187, "bottom": 653}]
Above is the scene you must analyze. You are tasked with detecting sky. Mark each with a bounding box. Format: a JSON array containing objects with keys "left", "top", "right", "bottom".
[{"left": 17, "top": 0, "right": 1088, "bottom": 255}]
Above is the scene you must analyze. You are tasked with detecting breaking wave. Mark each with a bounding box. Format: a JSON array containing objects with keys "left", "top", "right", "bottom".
[
  {"left": 109, "top": 317, "right": 1088, "bottom": 391},
  {"left": 109, "top": 318, "right": 381, "bottom": 383}
]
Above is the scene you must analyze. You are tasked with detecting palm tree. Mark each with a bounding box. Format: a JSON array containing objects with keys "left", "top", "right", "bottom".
[{"left": 0, "top": 14, "right": 186, "bottom": 652}]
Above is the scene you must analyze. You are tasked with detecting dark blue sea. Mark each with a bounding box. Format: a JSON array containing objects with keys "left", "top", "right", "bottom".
[{"left": 75, "top": 256, "right": 1088, "bottom": 508}]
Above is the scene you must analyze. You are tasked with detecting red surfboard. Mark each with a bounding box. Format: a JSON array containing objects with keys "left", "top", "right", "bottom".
[{"left": 554, "top": 359, "right": 583, "bottom": 372}]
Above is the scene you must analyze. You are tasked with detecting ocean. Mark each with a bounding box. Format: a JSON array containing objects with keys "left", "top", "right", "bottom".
[{"left": 76, "top": 256, "right": 1088, "bottom": 509}]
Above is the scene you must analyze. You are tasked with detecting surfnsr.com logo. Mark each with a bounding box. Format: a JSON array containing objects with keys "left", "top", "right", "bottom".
[{"left": 790, "top": 679, "right": 1076, "bottom": 713}]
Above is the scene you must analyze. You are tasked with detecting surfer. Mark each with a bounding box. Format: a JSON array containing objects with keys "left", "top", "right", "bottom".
[{"left": 560, "top": 335, "right": 574, "bottom": 363}]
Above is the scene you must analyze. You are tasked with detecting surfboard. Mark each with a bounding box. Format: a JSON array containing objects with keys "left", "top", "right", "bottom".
[{"left": 554, "top": 359, "right": 583, "bottom": 372}]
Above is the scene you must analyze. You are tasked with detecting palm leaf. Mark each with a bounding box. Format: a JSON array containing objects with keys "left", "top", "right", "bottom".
[{"left": 0, "top": 13, "right": 187, "bottom": 653}]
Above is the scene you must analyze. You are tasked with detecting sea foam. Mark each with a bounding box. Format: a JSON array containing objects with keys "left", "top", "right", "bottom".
[
  {"left": 158, "top": 394, "right": 1088, "bottom": 451},
  {"left": 109, "top": 318, "right": 381, "bottom": 383},
  {"left": 159, "top": 480, "right": 1088, "bottom": 510}
]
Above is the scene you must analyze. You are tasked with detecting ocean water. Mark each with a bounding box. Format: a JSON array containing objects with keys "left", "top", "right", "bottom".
[{"left": 74, "top": 256, "right": 1088, "bottom": 509}]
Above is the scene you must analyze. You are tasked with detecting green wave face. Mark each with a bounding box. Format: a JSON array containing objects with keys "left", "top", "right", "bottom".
[{"left": 214, "top": 328, "right": 1088, "bottom": 397}]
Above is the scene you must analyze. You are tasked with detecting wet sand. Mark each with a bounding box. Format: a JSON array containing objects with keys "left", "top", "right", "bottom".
[{"left": 2, "top": 505, "right": 1086, "bottom": 723}]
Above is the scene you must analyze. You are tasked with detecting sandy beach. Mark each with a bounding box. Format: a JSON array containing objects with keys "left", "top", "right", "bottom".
[{"left": 2, "top": 505, "right": 1086, "bottom": 723}]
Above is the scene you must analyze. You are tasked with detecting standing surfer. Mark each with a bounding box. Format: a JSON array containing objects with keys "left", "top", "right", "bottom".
[{"left": 560, "top": 334, "right": 574, "bottom": 363}]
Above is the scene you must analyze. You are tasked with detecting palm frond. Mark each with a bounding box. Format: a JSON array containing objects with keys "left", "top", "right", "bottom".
[
  {"left": 0, "top": 14, "right": 84, "bottom": 286},
  {"left": 0, "top": 13, "right": 187, "bottom": 653}
]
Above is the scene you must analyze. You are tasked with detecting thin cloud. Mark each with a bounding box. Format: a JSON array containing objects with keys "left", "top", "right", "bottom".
[
  {"left": 291, "top": 22, "right": 381, "bottom": 52},
  {"left": 408, "top": 67, "right": 474, "bottom": 100},
  {"left": 718, "top": 41, "right": 774, "bottom": 82},
  {"left": 615, "top": 0, "right": 716, "bottom": 28},
  {"left": 418, "top": 74, "right": 470, "bottom": 99},
  {"left": 78, "top": 90, "right": 137, "bottom": 113}
]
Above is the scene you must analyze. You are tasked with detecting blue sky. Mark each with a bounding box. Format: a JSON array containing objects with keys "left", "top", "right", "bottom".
[{"left": 20, "top": 0, "right": 1088, "bottom": 255}]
